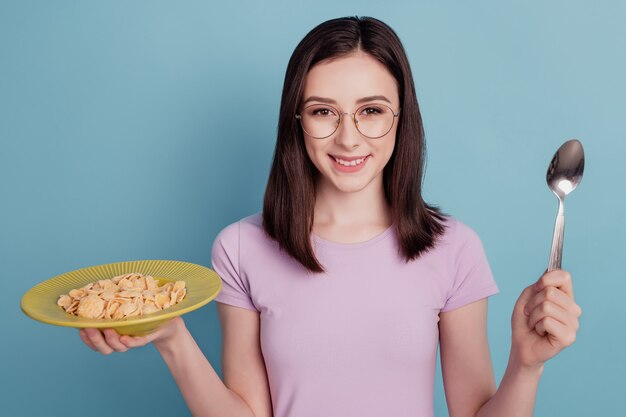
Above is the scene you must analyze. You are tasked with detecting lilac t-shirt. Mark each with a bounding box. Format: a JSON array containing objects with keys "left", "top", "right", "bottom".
[{"left": 211, "top": 213, "right": 498, "bottom": 417}]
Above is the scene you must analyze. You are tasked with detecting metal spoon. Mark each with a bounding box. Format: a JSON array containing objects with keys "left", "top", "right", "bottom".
[{"left": 546, "top": 139, "right": 585, "bottom": 271}]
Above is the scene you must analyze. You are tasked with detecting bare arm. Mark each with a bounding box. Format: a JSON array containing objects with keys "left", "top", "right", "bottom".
[
  {"left": 439, "top": 299, "right": 496, "bottom": 417},
  {"left": 440, "top": 298, "right": 542, "bottom": 417},
  {"left": 440, "top": 271, "right": 581, "bottom": 417},
  {"left": 153, "top": 304, "right": 272, "bottom": 417},
  {"left": 477, "top": 271, "right": 581, "bottom": 417},
  {"left": 80, "top": 303, "right": 272, "bottom": 417},
  {"left": 216, "top": 303, "right": 273, "bottom": 417}
]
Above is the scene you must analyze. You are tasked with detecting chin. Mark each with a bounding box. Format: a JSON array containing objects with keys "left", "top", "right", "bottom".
[{"left": 329, "top": 177, "right": 375, "bottom": 194}]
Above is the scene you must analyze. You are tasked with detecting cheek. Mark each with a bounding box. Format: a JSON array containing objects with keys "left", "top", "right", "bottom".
[
  {"left": 380, "top": 131, "right": 397, "bottom": 161},
  {"left": 303, "top": 138, "right": 324, "bottom": 170}
]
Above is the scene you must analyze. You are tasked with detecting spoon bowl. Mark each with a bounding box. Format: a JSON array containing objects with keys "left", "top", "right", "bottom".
[{"left": 546, "top": 139, "right": 585, "bottom": 271}]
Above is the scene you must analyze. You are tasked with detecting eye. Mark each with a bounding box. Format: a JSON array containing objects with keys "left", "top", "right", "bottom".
[
  {"left": 306, "top": 105, "right": 337, "bottom": 118},
  {"left": 359, "top": 106, "right": 386, "bottom": 117},
  {"left": 313, "top": 108, "right": 331, "bottom": 116}
]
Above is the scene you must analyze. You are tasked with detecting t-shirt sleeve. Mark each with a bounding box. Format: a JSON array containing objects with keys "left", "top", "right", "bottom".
[
  {"left": 441, "top": 221, "right": 499, "bottom": 312},
  {"left": 211, "top": 221, "right": 259, "bottom": 312}
]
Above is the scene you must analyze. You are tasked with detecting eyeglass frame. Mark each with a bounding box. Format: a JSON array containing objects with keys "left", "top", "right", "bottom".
[{"left": 295, "top": 103, "right": 401, "bottom": 139}]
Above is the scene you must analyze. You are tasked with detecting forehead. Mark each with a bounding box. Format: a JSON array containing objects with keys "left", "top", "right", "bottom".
[{"left": 302, "top": 52, "right": 399, "bottom": 105}]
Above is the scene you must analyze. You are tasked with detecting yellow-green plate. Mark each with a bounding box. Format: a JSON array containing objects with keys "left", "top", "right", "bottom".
[{"left": 21, "top": 260, "right": 222, "bottom": 336}]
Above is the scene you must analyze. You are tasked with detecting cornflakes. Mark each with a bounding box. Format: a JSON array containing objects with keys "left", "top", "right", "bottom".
[{"left": 57, "top": 273, "right": 186, "bottom": 319}]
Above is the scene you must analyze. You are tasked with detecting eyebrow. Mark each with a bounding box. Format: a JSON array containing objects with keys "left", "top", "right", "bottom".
[{"left": 302, "top": 95, "right": 392, "bottom": 106}]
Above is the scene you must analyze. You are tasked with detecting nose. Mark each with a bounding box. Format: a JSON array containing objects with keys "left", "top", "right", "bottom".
[{"left": 333, "top": 112, "right": 361, "bottom": 149}]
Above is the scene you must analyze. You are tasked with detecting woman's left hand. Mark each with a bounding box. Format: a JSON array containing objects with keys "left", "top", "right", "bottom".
[{"left": 510, "top": 270, "right": 582, "bottom": 370}]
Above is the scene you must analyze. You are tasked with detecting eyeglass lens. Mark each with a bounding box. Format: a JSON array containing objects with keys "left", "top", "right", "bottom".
[{"left": 299, "top": 104, "right": 397, "bottom": 139}]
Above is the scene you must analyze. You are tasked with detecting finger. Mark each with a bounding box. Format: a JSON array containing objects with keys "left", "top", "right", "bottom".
[
  {"left": 118, "top": 334, "right": 151, "bottom": 348},
  {"left": 79, "top": 329, "right": 98, "bottom": 352},
  {"left": 120, "top": 323, "right": 169, "bottom": 347},
  {"left": 536, "top": 270, "right": 574, "bottom": 298},
  {"left": 83, "top": 328, "right": 114, "bottom": 355},
  {"left": 102, "top": 329, "right": 129, "bottom": 352},
  {"left": 524, "top": 286, "right": 582, "bottom": 317},
  {"left": 535, "top": 316, "right": 577, "bottom": 348},
  {"left": 528, "top": 300, "right": 577, "bottom": 335}
]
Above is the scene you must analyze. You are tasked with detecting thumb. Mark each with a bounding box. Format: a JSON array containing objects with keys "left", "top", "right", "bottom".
[
  {"left": 511, "top": 283, "right": 536, "bottom": 329},
  {"left": 120, "top": 317, "right": 181, "bottom": 348},
  {"left": 119, "top": 333, "right": 154, "bottom": 348},
  {"left": 118, "top": 325, "right": 166, "bottom": 347}
]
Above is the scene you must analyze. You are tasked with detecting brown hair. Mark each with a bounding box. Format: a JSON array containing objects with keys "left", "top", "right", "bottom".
[{"left": 263, "top": 16, "right": 445, "bottom": 272}]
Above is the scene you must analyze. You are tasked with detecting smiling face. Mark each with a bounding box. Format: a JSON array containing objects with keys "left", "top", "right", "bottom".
[{"left": 300, "top": 52, "right": 400, "bottom": 195}]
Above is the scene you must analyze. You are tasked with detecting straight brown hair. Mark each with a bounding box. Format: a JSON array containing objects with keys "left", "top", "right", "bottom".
[{"left": 263, "top": 16, "right": 445, "bottom": 273}]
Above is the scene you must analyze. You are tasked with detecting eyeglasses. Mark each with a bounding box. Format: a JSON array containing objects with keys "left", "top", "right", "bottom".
[{"left": 295, "top": 103, "right": 400, "bottom": 139}]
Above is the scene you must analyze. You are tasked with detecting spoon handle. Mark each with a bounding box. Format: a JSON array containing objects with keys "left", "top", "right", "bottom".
[{"left": 548, "top": 199, "right": 565, "bottom": 271}]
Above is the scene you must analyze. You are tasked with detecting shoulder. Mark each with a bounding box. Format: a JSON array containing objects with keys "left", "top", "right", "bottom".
[
  {"left": 432, "top": 216, "right": 488, "bottom": 266},
  {"left": 436, "top": 216, "right": 492, "bottom": 281},
  {"left": 438, "top": 216, "right": 483, "bottom": 247},
  {"left": 212, "top": 213, "right": 268, "bottom": 250},
  {"left": 215, "top": 213, "right": 262, "bottom": 237}
]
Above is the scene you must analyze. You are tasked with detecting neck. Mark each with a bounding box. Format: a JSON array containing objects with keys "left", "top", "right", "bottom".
[{"left": 313, "top": 178, "right": 391, "bottom": 228}]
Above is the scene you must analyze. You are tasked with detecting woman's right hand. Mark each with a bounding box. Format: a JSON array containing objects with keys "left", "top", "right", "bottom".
[{"left": 79, "top": 316, "right": 185, "bottom": 355}]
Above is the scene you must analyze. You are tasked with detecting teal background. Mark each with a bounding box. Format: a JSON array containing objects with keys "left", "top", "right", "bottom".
[{"left": 1, "top": 1, "right": 623, "bottom": 416}]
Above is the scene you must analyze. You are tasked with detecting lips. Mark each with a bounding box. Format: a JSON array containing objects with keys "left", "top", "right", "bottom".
[
  {"left": 328, "top": 154, "right": 370, "bottom": 172},
  {"left": 330, "top": 155, "right": 369, "bottom": 167}
]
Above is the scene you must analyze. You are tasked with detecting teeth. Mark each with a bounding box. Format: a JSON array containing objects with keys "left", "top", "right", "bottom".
[{"left": 334, "top": 157, "right": 366, "bottom": 167}]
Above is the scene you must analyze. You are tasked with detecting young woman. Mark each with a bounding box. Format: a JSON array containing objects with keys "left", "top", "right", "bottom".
[{"left": 80, "top": 17, "right": 581, "bottom": 417}]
